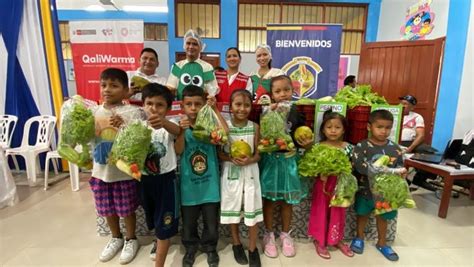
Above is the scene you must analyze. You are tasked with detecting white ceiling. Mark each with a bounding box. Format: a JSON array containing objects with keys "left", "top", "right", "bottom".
[{"left": 56, "top": 0, "right": 168, "bottom": 10}]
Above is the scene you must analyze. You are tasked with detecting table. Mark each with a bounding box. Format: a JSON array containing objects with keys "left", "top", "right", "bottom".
[{"left": 404, "top": 158, "right": 474, "bottom": 218}]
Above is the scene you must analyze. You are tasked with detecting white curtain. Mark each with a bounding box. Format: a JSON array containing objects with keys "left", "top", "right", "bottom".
[
  {"left": 0, "top": 34, "right": 7, "bottom": 114},
  {"left": 16, "top": 0, "right": 54, "bottom": 116}
]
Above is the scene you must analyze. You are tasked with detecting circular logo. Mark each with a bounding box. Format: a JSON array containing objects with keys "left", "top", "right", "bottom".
[{"left": 281, "top": 56, "right": 322, "bottom": 99}]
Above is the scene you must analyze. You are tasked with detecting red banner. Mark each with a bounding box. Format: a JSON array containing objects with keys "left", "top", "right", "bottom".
[{"left": 69, "top": 21, "right": 144, "bottom": 101}]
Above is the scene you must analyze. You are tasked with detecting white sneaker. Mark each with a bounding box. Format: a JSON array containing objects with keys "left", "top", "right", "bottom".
[
  {"left": 119, "top": 239, "right": 140, "bottom": 265},
  {"left": 99, "top": 237, "right": 124, "bottom": 262}
]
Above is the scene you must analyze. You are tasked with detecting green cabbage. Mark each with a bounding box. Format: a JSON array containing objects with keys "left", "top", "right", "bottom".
[
  {"left": 298, "top": 144, "right": 352, "bottom": 177},
  {"left": 334, "top": 85, "right": 387, "bottom": 108}
]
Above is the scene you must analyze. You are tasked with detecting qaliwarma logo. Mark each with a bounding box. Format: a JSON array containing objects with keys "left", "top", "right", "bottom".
[{"left": 281, "top": 56, "right": 322, "bottom": 99}]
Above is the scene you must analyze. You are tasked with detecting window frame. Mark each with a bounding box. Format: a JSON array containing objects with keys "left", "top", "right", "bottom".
[
  {"left": 237, "top": 1, "right": 368, "bottom": 55},
  {"left": 144, "top": 23, "right": 169, "bottom": 41},
  {"left": 175, "top": 0, "right": 221, "bottom": 39}
]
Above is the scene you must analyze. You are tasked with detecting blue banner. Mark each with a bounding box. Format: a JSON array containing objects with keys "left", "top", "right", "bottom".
[{"left": 267, "top": 24, "right": 342, "bottom": 99}]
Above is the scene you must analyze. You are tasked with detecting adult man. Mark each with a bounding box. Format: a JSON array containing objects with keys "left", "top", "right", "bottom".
[
  {"left": 399, "top": 94, "right": 437, "bottom": 191},
  {"left": 128, "top": 48, "right": 167, "bottom": 100},
  {"left": 167, "top": 29, "right": 218, "bottom": 100}
]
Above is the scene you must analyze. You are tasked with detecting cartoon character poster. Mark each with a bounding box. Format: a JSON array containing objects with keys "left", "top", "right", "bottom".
[{"left": 400, "top": 0, "right": 436, "bottom": 41}]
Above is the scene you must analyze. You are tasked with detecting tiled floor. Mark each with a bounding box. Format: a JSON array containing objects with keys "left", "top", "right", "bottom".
[{"left": 0, "top": 174, "right": 473, "bottom": 267}]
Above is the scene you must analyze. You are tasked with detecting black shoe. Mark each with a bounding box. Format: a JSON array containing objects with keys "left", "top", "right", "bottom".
[
  {"left": 249, "top": 248, "right": 261, "bottom": 267},
  {"left": 232, "top": 244, "right": 248, "bottom": 265},
  {"left": 183, "top": 250, "right": 196, "bottom": 267},
  {"left": 409, "top": 186, "right": 418, "bottom": 192},
  {"left": 207, "top": 250, "right": 219, "bottom": 267}
]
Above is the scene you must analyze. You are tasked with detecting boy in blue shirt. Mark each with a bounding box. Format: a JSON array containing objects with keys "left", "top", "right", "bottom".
[{"left": 175, "top": 85, "right": 228, "bottom": 267}]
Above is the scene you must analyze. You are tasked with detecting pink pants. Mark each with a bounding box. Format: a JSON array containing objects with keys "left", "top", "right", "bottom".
[{"left": 307, "top": 175, "right": 346, "bottom": 247}]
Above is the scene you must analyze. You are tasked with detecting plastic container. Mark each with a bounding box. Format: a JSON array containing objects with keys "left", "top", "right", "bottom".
[
  {"left": 346, "top": 106, "right": 371, "bottom": 144},
  {"left": 249, "top": 103, "right": 263, "bottom": 123}
]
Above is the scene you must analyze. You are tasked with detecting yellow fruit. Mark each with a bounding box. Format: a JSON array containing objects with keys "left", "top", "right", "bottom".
[
  {"left": 131, "top": 76, "right": 150, "bottom": 90},
  {"left": 230, "top": 140, "right": 252, "bottom": 159},
  {"left": 295, "top": 126, "right": 313, "bottom": 140},
  {"left": 100, "top": 127, "right": 117, "bottom": 141}
]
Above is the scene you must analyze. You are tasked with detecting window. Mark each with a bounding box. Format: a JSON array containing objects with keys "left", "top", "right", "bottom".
[
  {"left": 59, "top": 21, "right": 72, "bottom": 60},
  {"left": 176, "top": 0, "right": 220, "bottom": 38},
  {"left": 238, "top": 2, "right": 367, "bottom": 54},
  {"left": 145, "top": 23, "right": 168, "bottom": 41}
]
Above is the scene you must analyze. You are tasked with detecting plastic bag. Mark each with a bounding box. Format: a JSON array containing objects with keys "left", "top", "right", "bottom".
[
  {"left": 329, "top": 173, "right": 358, "bottom": 208},
  {"left": 57, "top": 95, "right": 97, "bottom": 169},
  {"left": 368, "top": 164, "right": 416, "bottom": 215},
  {"left": 0, "top": 148, "right": 18, "bottom": 209},
  {"left": 109, "top": 109, "right": 151, "bottom": 180},
  {"left": 257, "top": 101, "right": 295, "bottom": 153},
  {"left": 193, "top": 104, "right": 228, "bottom": 145}
]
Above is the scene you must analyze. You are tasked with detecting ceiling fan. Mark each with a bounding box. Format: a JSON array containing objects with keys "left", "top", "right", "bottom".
[{"left": 99, "top": 0, "right": 120, "bottom": 10}]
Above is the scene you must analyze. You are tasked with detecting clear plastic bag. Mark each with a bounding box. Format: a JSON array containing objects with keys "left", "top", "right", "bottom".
[
  {"left": 193, "top": 104, "right": 228, "bottom": 145},
  {"left": 329, "top": 173, "right": 358, "bottom": 208},
  {"left": 368, "top": 164, "right": 416, "bottom": 215},
  {"left": 108, "top": 108, "right": 151, "bottom": 180},
  {"left": 57, "top": 95, "right": 97, "bottom": 169},
  {"left": 257, "top": 101, "right": 295, "bottom": 153}
]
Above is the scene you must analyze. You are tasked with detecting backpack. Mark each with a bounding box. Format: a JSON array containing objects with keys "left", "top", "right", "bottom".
[{"left": 455, "top": 130, "right": 474, "bottom": 168}]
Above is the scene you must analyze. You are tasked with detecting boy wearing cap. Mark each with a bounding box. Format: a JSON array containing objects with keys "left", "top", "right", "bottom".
[
  {"left": 399, "top": 95, "right": 437, "bottom": 191},
  {"left": 167, "top": 29, "right": 218, "bottom": 100}
]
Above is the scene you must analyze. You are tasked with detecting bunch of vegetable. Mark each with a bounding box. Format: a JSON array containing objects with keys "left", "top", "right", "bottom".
[
  {"left": 258, "top": 102, "right": 295, "bottom": 153},
  {"left": 298, "top": 144, "right": 352, "bottom": 177},
  {"left": 334, "top": 85, "right": 387, "bottom": 108},
  {"left": 193, "top": 104, "right": 228, "bottom": 145},
  {"left": 369, "top": 155, "right": 416, "bottom": 215},
  {"left": 109, "top": 121, "right": 152, "bottom": 180},
  {"left": 57, "top": 95, "right": 96, "bottom": 169},
  {"left": 330, "top": 172, "right": 358, "bottom": 207},
  {"left": 295, "top": 98, "right": 315, "bottom": 105}
]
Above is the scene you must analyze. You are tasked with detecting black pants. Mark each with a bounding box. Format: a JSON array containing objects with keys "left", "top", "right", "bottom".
[
  {"left": 401, "top": 141, "right": 438, "bottom": 185},
  {"left": 181, "top": 202, "right": 219, "bottom": 253}
]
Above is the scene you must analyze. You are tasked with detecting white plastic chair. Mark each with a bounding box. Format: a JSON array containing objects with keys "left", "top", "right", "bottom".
[
  {"left": 44, "top": 150, "right": 80, "bottom": 191},
  {"left": 5, "top": 115, "right": 57, "bottom": 185},
  {"left": 0, "top": 115, "right": 20, "bottom": 171}
]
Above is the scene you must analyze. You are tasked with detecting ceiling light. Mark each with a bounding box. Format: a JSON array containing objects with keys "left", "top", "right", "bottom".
[
  {"left": 122, "top": 5, "right": 168, "bottom": 13},
  {"left": 85, "top": 5, "right": 106, "bottom": 12}
]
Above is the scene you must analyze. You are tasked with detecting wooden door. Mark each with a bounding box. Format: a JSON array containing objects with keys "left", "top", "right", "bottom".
[
  {"left": 175, "top": 52, "right": 221, "bottom": 69},
  {"left": 358, "top": 37, "right": 445, "bottom": 144}
]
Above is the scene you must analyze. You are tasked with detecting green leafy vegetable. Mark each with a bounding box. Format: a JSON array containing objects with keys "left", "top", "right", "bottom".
[
  {"left": 330, "top": 173, "right": 358, "bottom": 207},
  {"left": 258, "top": 103, "right": 295, "bottom": 153},
  {"left": 298, "top": 144, "right": 352, "bottom": 177},
  {"left": 58, "top": 96, "right": 95, "bottom": 169},
  {"left": 193, "top": 104, "right": 228, "bottom": 145},
  {"left": 295, "top": 98, "right": 315, "bottom": 105},
  {"left": 109, "top": 121, "right": 152, "bottom": 180},
  {"left": 334, "top": 85, "right": 387, "bottom": 108},
  {"left": 372, "top": 173, "right": 416, "bottom": 214}
]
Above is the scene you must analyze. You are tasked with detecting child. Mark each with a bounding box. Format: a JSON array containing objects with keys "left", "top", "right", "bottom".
[
  {"left": 351, "top": 110, "right": 406, "bottom": 262},
  {"left": 90, "top": 68, "right": 142, "bottom": 264},
  {"left": 175, "top": 85, "right": 229, "bottom": 267},
  {"left": 138, "top": 83, "right": 181, "bottom": 266},
  {"left": 218, "top": 89, "right": 262, "bottom": 267},
  {"left": 260, "top": 75, "right": 311, "bottom": 258},
  {"left": 307, "top": 111, "right": 354, "bottom": 259}
]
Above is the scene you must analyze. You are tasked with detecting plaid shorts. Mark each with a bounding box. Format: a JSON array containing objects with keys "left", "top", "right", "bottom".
[{"left": 89, "top": 177, "right": 139, "bottom": 217}]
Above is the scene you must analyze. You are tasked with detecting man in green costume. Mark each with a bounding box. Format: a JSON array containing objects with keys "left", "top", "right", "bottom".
[{"left": 167, "top": 29, "right": 218, "bottom": 100}]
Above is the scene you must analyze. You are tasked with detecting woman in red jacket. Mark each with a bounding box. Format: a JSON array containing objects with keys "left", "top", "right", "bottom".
[{"left": 215, "top": 47, "right": 252, "bottom": 103}]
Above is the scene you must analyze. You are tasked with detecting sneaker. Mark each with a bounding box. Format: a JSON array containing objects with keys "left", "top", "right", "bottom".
[
  {"left": 232, "top": 244, "right": 248, "bottom": 265},
  {"left": 263, "top": 231, "right": 278, "bottom": 258},
  {"left": 248, "top": 248, "right": 261, "bottom": 267},
  {"left": 280, "top": 231, "right": 296, "bottom": 257},
  {"left": 207, "top": 250, "right": 219, "bottom": 267},
  {"left": 99, "top": 237, "right": 124, "bottom": 262},
  {"left": 149, "top": 241, "right": 157, "bottom": 261},
  {"left": 119, "top": 239, "right": 140, "bottom": 265},
  {"left": 183, "top": 250, "right": 196, "bottom": 267}
]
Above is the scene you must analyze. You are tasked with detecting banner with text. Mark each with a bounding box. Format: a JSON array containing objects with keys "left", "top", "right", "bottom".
[
  {"left": 70, "top": 20, "right": 143, "bottom": 101},
  {"left": 267, "top": 24, "right": 342, "bottom": 99}
]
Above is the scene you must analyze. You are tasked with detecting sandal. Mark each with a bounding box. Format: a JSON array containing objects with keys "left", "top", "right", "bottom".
[
  {"left": 315, "top": 244, "right": 331, "bottom": 259},
  {"left": 376, "top": 245, "right": 399, "bottom": 261},
  {"left": 336, "top": 242, "right": 354, "bottom": 257},
  {"left": 350, "top": 238, "right": 364, "bottom": 254}
]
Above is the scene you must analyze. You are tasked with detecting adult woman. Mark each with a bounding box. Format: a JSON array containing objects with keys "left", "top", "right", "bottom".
[
  {"left": 215, "top": 47, "right": 252, "bottom": 103},
  {"left": 250, "top": 44, "right": 284, "bottom": 103}
]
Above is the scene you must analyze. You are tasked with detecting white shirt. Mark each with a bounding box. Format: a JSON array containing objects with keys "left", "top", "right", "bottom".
[
  {"left": 401, "top": 111, "right": 425, "bottom": 142},
  {"left": 127, "top": 68, "right": 167, "bottom": 101},
  {"left": 149, "top": 122, "right": 178, "bottom": 174}
]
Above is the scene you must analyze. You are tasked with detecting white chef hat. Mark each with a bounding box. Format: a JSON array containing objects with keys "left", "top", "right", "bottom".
[{"left": 255, "top": 44, "right": 272, "bottom": 58}]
